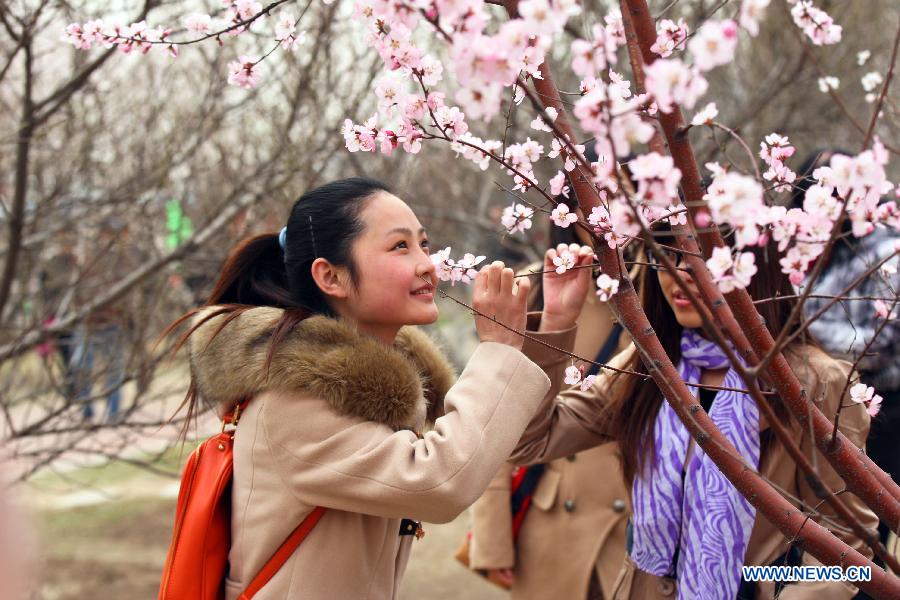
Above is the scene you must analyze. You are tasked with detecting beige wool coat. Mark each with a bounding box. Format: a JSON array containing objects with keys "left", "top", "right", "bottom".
[
  {"left": 469, "top": 307, "right": 631, "bottom": 600},
  {"left": 188, "top": 307, "right": 552, "bottom": 600},
  {"left": 511, "top": 319, "right": 878, "bottom": 600}
]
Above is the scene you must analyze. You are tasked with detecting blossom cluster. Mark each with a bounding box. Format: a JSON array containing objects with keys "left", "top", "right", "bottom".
[
  {"left": 850, "top": 383, "right": 883, "bottom": 417},
  {"left": 430, "top": 247, "right": 486, "bottom": 285},
  {"left": 789, "top": 0, "right": 842, "bottom": 46},
  {"left": 65, "top": 3, "right": 305, "bottom": 84},
  {"left": 65, "top": 0, "right": 897, "bottom": 317},
  {"left": 759, "top": 133, "right": 797, "bottom": 193},
  {"left": 564, "top": 364, "right": 598, "bottom": 391}
]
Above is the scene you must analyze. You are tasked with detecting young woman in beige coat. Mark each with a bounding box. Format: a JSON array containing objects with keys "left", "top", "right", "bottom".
[
  {"left": 169, "top": 178, "right": 593, "bottom": 599},
  {"left": 509, "top": 228, "right": 878, "bottom": 600},
  {"left": 468, "top": 245, "right": 632, "bottom": 600}
]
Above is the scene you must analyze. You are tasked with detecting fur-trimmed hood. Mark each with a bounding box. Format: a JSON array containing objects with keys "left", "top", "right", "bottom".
[{"left": 188, "top": 306, "right": 456, "bottom": 430}]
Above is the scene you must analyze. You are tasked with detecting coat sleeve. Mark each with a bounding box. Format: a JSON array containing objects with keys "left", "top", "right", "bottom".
[
  {"left": 261, "top": 341, "right": 550, "bottom": 524},
  {"left": 468, "top": 463, "right": 516, "bottom": 570},
  {"left": 510, "top": 314, "right": 633, "bottom": 465},
  {"left": 780, "top": 352, "right": 878, "bottom": 600}
]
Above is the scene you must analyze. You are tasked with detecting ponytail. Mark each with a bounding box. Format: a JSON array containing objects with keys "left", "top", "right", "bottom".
[{"left": 206, "top": 233, "right": 293, "bottom": 307}]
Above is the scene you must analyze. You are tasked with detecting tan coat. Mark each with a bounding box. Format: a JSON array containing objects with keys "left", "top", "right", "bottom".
[
  {"left": 512, "top": 320, "right": 877, "bottom": 600},
  {"left": 188, "top": 307, "right": 552, "bottom": 599},
  {"left": 469, "top": 304, "right": 632, "bottom": 600}
]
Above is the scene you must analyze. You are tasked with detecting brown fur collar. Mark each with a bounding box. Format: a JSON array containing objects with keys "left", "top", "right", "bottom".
[{"left": 189, "top": 307, "right": 456, "bottom": 430}]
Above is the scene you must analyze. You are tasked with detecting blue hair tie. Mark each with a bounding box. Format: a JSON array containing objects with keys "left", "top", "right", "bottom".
[{"left": 278, "top": 226, "right": 287, "bottom": 250}]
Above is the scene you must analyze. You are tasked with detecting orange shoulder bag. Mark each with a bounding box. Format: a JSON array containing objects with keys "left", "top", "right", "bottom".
[{"left": 159, "top": 399, "right": 326, "bottom": 600}]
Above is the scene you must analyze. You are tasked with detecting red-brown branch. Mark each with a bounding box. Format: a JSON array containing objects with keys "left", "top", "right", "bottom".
[
  {"left": 497, "top": 0, "right": 900, "bottom": 595},
  {"left": 621, "top": 0, "right": 900, "bottom": 538}
]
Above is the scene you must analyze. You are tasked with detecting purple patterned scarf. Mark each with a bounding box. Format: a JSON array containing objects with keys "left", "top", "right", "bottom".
[{"left": 630, "top": 329, "right": 760, "bottom": 600}]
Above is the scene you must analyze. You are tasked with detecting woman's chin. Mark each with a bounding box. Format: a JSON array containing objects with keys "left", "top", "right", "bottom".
[{"left": 406, "top": 304, "right": 439, "bottom": 325}]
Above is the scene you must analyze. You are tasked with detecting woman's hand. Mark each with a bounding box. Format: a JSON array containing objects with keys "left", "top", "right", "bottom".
[
  {"left": 541, "top": 243, "right": 595, "bottom": 332},
  {"left": 473, "top": 261, "right": 530, "bottom": 351}
]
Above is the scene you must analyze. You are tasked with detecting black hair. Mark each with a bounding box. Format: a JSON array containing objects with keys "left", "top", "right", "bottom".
[{"left": 206, "top": 177, "right": 391, "bottom": 315}]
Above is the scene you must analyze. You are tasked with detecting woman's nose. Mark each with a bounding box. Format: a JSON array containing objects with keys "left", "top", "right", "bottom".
[{"left": 416, "top": 250, "right": 436, "bottom": 280}]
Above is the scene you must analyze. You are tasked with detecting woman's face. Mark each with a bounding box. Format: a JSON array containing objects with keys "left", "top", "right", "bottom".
[
  {"left": 655, "top": 259, "right": 709, "bottom": 330},
  {"left": 341, "top": 191, "right": 438, "bottom": 341}
]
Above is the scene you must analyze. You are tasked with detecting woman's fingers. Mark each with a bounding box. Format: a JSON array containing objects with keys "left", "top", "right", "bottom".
[
  {"left": 500, "top": 266, "right": 514, "bottom": 297},
  {"left": 545, "top": 248, "right": 557, "bottom": 268},
  {"left": 487, "top": 260, "right": 503, "bottom": 294},
  {"left": 515, "top": 275, "right": 531, "bottom": 299}
]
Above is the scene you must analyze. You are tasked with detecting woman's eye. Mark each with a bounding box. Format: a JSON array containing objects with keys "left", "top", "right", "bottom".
[
  {"left": 421, "top": 239, "right": 430, "bottom": 249},
  {"left": 393, "top": 241, "right": 408, "bottom": 250}
]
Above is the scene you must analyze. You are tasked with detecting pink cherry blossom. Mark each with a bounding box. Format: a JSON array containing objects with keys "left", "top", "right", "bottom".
[
  {"left": 867, "top": 396, "right": 883, "bottom": 417},
  {"left": 704, "top": 171, "right": 765, "bottom": 242},
  {"left": 548, "top": 136, "right": 586, "bottom": 172},
  {"left": 691, "top": 102, "right": 719, "bottom": 126},
  {"left": 595, "top": 273, "right": 619, "bottom": 301},
  {"left": 651, "top": 18, "right": 688, "bottom": 58},
  {"left": 707, "top": 248, "right": 757, "bottom": 293},
  {"left": 570, "top": 23, "right": 618, "bottom": 78},
  {"left": 531, "top": 106, "right": 558, "bottom": 132},
  {"left": 552, "top": 249, "right": 577, "bottom": 273},
  {"left": 629, "top": 152, "right": 682, "bottom": 208},
  {"left": 434, "top": 105, "right": 469, "bottom": 138},
  {"left": 874, "top": 300, "right": 896, "bottom": 320},
  {"left": 706, "top": 246, "right": 733, "bottom": 280},
  {"left": 644, "top": 58, "right": 708, "bottom": 113},
  {"left": 580, "top": 374, "right": 597, "bottom": 391},
  {"left": 549, "top": 171, "right": 570, "bottom": 197},
  {"left": 184, "top": 13, "right": 212, "bottom": 34},
  {"left": 740, "top": 0, "right": 770, "bottom": 36},
  {"left": 501, "top": 203, "right": 535, "bottom": 234},
  {"left": 419, "top": 55, "right": 444, "bottom": 86},
  {"left": 791, "top": 1, "right": 842, "bottom": 45},
  {"left": 551, "top": 205, "right": 578, "bottom": 229},
  {"left": 227, "top": 55, "right": 263, "bottom": 89},
  {"left": 274, "top": 11, "right": 305, "bottom": 51},
  {"left": 564, "top": 365, "right": 583, "bottom": 386},
  {"left": 376, "top": 75, "right": 405, "bottom": 114},
  {"left": 431, "top": 247, "right": 486, "bottom": 285},
  {"left": 689, "top": 20, "right": 738, "bottom": 72}
]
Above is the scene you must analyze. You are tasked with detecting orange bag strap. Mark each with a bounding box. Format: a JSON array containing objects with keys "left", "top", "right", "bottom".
[{"left": 238, "top": 506, "right": 328, "bottom": 599}]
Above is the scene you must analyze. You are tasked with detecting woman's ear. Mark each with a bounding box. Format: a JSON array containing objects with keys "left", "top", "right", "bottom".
[{"left": 310, "top": 257, "right": 351, "bottom": 300}]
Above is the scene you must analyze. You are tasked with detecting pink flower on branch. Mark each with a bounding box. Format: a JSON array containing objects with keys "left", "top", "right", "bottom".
[
  {"left": 595, "top": 273, "right": 620, "bottom": 301},
  {"left": 740, "top": 0, "right": 771, "bottom": 37},
  {"left": 850, "top": 383, "right": 883, "bottom": 418},
  {"left": 430, "top": 247, "right": 486, "bottom": 285},
  {"left": 552, "top": 249, "right": 577, "bottom": 273},
  {"left": 688, "top": 19, "right": 738, "bottom": 72},
  {"left": 551, "top": 204, "right": 578, "bottom": 229},
  {"left": 501, "top": 203, "right": 535, "bottom": 235},
  {"left": 564, "top": 364, "right": 582, "bottom": 385},
  {"left": 651, "top": 18, "right": 688, "bottom": 58},
  {"left": 227, "top": 55, "right": 263, "bottom": 88},
  {"left": 644, "top": 58, "right": 708, "bottom": 113},
  {"left": 629, "top": 152, "right": 682, "bottom": 209},
  {"left": 706, "top": 247, "right": 757, "bottom": 293},
  {"left": 549, "top": 171, "right": 570, "bottom": 198},
  {"left": 791, "top": 1, "right": 842, "bottom": 46},
  {"left": 690, "top": 102, "right": 718, "bottom": 126},
  {"left": 548, "top": 136, "right": 586, "bottom": 172}
]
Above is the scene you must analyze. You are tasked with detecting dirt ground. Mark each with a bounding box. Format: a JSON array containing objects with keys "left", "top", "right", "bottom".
[{"left": 34, "top": 491, "right": 507, "bottom": 600}]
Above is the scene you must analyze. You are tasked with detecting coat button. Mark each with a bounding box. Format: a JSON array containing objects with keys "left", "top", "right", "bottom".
[
  {"left": 658, "top": 579, "right": 676, "bottom": 596},
  {"left": 612, "top": 499, "right": 626, "bottom": 513},
  {"left": 566, "top": 454, "right": 577, "bottom": 462},
  {"left": 564, "top": 499, "right": 576, "bottom": 512}
]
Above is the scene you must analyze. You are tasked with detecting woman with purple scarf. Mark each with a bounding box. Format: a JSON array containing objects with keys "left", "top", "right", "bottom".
[{"left": 511, "top": 226, "right": 878, "bottom": 599}]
